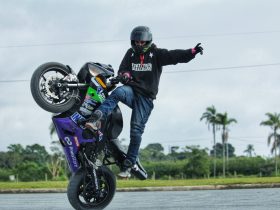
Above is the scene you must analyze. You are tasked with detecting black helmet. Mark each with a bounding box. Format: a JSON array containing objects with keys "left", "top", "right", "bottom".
[{"left": 130, "top": 26, "right": 152, "bottom": 54}]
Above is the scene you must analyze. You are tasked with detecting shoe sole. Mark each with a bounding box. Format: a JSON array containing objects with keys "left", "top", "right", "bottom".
[{"left": 117, "top": 174, "right": 131, "bottom": 179}]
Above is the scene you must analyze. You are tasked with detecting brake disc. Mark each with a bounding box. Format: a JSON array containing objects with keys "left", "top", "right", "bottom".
[{"left": 45, "top": 75, "right": 59, "bottom": 99}]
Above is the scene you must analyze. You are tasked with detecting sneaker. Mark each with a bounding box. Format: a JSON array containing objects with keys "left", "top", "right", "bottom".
[
  {"left": 90, "top": 110, "right": 103, "bottom": 121},
  {"left": 85, "top": 121, "right": 101, "bottom": 131},
  {"left": 118, "top": 159, "right": 134, "bottom": 178},
  {"left": 85, "top": 110, "right": 103, "bottom": 131},
  {"left": 118, "top": 168, "right": 131, "bottom": 178}
]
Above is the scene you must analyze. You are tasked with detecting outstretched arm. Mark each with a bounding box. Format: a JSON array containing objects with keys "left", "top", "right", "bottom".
[{"left": 157, "top": 43, "right": 203, "bottom": 66}]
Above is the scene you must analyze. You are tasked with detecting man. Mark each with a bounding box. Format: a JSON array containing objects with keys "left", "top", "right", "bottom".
[{"left": 86, "top": 26, "right": 203, "bottom": 178}]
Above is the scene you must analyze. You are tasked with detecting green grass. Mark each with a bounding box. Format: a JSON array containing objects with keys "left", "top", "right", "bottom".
[
  {"left": 117, "top": 177, "right": 280, "bottom": 188},
  {"left": 1, "top": 177, "right": 280, "bottom": 190},
  {"left": 0, "top": 181, "right": 67, "bottom": 189}
]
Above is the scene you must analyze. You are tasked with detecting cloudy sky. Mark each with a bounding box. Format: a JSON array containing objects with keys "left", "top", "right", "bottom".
[{"left": 0, "top": 0, "right": 280, "bottom": 156}]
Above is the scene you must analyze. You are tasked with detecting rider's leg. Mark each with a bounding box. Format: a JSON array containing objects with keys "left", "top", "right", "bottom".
[
  {"left": 85, "top": 85, "right": 134, "bottom": 129},
  {"left": 118, "top": 94, "right": 154, "bottom": 178}
]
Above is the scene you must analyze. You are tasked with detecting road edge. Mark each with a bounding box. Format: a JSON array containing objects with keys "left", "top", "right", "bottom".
[{"left": 1, "top": 183, "right": 280, "bottom": 193}]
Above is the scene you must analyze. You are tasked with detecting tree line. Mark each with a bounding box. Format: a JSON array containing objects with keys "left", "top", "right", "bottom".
[
  {"left": 200, "top": 106, "right": 280, "bottom": 178},
  {"left": 0, "top": 106, "right": 279, "bottom": 181},
  {"left": 135, "top": 143, "right": 276, "bottom": 179},
  {"left": 0, "top": 142, "right": 67, "bottom": 181},
  {"left": 0, "top": 141, "right": 277, "bottom": 181}
]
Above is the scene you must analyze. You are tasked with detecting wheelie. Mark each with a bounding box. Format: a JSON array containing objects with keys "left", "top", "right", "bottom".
[
  {"left": 30, "top": 26, "right": 203, "bottom": 210},
  {"left": 31, "top": 61, "right": 148, "bottom": 209}
]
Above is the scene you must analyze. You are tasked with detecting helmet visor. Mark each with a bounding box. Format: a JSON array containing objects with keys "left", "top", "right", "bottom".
[
  {"left": 131, "top": 31, "right": 152, "bottom": 41},
  {"left": 135, "top": 41, "right": 146, "bottom": 46}
]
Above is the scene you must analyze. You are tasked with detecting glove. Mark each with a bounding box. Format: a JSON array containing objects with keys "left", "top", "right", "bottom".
[
  {"left": 192, "top": 43, "right": 203, "bottom": 55},
  {"left": 119, "top": 72, "right": 132, "bottom": 84}
]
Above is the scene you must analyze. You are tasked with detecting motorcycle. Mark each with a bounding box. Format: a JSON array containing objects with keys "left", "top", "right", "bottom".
[{"left": 30, "top": 62, "right": 148, "bottom": 210}]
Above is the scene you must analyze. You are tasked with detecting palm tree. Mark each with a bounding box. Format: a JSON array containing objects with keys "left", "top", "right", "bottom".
[
  {"left": 216, "top": 112, "right": 237, "bottom": 177},
  {"left": 244, "top": 144, "right": 255, "bottom": 157},
  {"left": 260, "top": 112, "right": 280, "bottom": 176},
  {"left": 200, "top": 105, "right": 219, "bottom": 178}
]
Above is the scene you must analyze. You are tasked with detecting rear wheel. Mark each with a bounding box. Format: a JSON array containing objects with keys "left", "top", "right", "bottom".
[
  {"left": 67, "top": 166, "right": 116, "bottom": 210},
  {"left": 30, "top": 62, "right": 78, "bottom": 113}
]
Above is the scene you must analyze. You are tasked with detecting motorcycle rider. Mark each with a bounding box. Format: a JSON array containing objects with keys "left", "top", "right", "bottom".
[{"left": 85, "top": 26, "right": 203, "bottom": 178}]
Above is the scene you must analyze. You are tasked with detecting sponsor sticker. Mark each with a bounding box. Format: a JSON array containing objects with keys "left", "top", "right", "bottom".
[
  {"left": 98, "top": 93, "right": 106, "bottom": 102},
  {"left": 97, "top": 86, "right": 103, "bottom": 94},
  {"left": 69, "top": 146, "right": 78, "bottom": 168},
  {"left": 71, "top": 112, "right": 85, "bottom": 124},
  {"left": 64, "top": 136, "right": 72, "bottom": 145},
  {"left": 74, "top": 136, "right": 80, "bottom": 147}
]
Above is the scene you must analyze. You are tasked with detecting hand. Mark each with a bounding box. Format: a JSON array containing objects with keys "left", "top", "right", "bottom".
[
  {"left": 119, "top": 72, "right": 132, "bottom": 84},
  {"left": 193, "top": 43, "right": 203, "bottom": 55}
]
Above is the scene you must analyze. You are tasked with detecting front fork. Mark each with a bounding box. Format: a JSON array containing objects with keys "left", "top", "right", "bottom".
[{"left": 81, "top": 151, "right": 102, "bottom": 192}]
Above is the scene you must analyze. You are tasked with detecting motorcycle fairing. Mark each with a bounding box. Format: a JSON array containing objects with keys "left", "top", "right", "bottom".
[{"left": 52, "top": 116, "right": 95, "bottom": 172}]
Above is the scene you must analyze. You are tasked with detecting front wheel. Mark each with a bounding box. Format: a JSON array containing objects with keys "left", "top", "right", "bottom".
[
  {"left": 67, "top": 166, "right": 116, "bottom": 210},
  {"left": 30, "top": 62, "right": 78, "bottom": 113}
]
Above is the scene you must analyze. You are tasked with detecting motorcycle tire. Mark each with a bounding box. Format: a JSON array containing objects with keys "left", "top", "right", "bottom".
[
  {"left": 30, "top": 62, "right": 78, "bottom": 113},
  {"left": 67, "top": 166, "right": 116, "bottom": 210}
]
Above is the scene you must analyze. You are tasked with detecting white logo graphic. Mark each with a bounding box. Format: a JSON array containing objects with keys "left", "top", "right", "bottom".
[
  {"left": 64, "top": 137, "right": 72, "bottom": 145},
  {"left": 131, "top": 53, "right": 134, "bottom": 57},
  {"left": 132, "top": 63, "right": 152, "bottom": 71},
  {"left": 149, "top": 52, "right": 153, "bottom": 58}
]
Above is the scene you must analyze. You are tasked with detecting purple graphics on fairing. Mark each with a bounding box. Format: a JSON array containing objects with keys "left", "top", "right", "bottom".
[{"left": 52, "top": 116, "right": 96, "bottom": 173}]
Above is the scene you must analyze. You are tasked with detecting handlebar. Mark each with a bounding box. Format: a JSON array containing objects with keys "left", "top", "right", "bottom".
[
  {"left": 58, "top": 75, "right": 126, "bottom": 90},
  {"left": 109, "top": 74, "right": 132, "bottom": 85},
  {"left": 109, "top": 76, "right": 123, "bottom": 85}
]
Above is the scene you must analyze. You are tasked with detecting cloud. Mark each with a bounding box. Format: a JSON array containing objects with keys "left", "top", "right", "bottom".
[{"left": 0, "top": 0, "right": 279, "bottom": 157}]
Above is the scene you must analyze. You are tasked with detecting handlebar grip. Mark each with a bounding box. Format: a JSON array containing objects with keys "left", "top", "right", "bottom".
[{"left": 109, "top": 76, "right": 122, "bottom": 85}]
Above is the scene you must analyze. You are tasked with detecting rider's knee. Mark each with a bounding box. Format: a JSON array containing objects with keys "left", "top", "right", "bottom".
[
  {"left": 130, "top": 122, "right": 145, "bottom": 137},
  {"left": 111, "top": 85, "right": 132, "bottom": 100}
]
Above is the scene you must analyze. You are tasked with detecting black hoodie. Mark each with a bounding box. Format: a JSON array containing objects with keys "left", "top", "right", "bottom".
[{"left": 118, "top": 44, "right": 195, "bottom": 99}]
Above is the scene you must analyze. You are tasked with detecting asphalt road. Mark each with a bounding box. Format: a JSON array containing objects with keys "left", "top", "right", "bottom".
[{"left": 0, "top": 188, "right": 279, "bottom": 210}]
